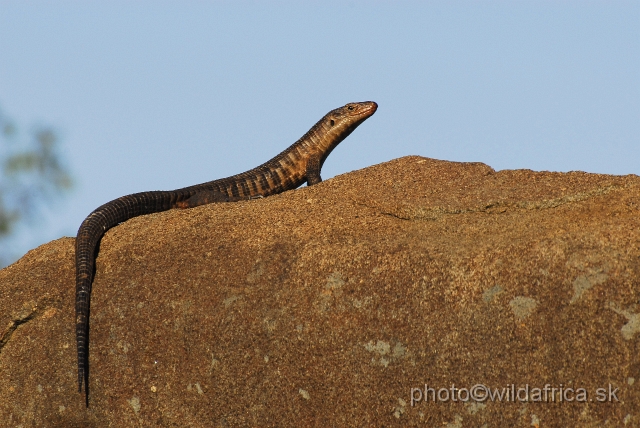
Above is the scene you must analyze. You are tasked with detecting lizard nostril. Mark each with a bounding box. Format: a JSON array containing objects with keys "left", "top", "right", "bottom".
[{"left": 330, "top": 120, "right": 335, "bottom": 126}]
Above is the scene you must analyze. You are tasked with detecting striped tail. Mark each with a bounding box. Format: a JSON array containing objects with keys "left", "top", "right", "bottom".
[{"left": 75, "top": 190, "right": 191, "bottom": 400}]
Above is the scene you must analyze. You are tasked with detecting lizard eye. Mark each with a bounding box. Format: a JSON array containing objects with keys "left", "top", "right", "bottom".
[{"left": 347, "top": 105, "right": 354, "bottom": 111}]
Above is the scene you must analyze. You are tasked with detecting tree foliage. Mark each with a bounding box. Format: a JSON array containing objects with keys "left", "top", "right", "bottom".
[{"left": 0, "top": 107, "right": 73, "bottom": 266}]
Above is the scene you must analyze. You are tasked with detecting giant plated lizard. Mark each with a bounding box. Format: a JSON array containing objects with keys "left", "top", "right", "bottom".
[{"left": 75, "top": 101, "right": 377, "bottom": 403}]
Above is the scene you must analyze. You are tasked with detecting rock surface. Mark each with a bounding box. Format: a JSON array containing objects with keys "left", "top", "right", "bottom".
[{"left": 1, "top": 156, "right": 639, "bottom": 427}]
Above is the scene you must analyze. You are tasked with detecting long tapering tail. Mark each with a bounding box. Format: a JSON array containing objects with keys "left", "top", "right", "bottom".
[{"left": 75, "top": 190, "right": 190, "bottom": 400}]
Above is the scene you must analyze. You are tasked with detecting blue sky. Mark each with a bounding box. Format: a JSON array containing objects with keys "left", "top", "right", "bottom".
[{"left": 1, "top": 1, "right": 638, "bottom": 261}]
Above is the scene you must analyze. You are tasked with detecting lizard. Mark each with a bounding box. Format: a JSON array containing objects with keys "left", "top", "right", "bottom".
[{"left": 75, "top": 101, "right": 377, "bottom": 403}]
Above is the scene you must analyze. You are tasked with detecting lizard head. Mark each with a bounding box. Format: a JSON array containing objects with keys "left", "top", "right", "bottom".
[{"left": 326, "top": 101, "right": 378, "bottom": 129}]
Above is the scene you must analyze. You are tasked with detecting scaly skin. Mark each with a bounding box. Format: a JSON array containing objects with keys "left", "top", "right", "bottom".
[{"left": 75, "top": 101, "right": 377, "bottom": 403}]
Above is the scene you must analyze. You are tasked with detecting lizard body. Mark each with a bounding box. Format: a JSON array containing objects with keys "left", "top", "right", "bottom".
[{"left": 75, "top": 101, "right": 377, "bottom": 402}]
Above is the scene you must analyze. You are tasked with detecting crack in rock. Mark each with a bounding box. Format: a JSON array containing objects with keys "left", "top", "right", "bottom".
[
  {"left": 354, "top": 184, "right": 621, "bottom": 221},
  {"left": 0, "top": 302, "right": 40, "bottom": 353}
]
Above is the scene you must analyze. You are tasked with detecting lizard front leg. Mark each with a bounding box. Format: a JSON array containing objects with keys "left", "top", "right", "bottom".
[{"left": 306, "top": 154, "right": 322, "bottom": 186}]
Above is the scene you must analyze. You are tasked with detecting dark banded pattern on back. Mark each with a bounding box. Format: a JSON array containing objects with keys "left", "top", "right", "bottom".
[{"left": 75, "top": 101, "right": 377, "bottom": 404}]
